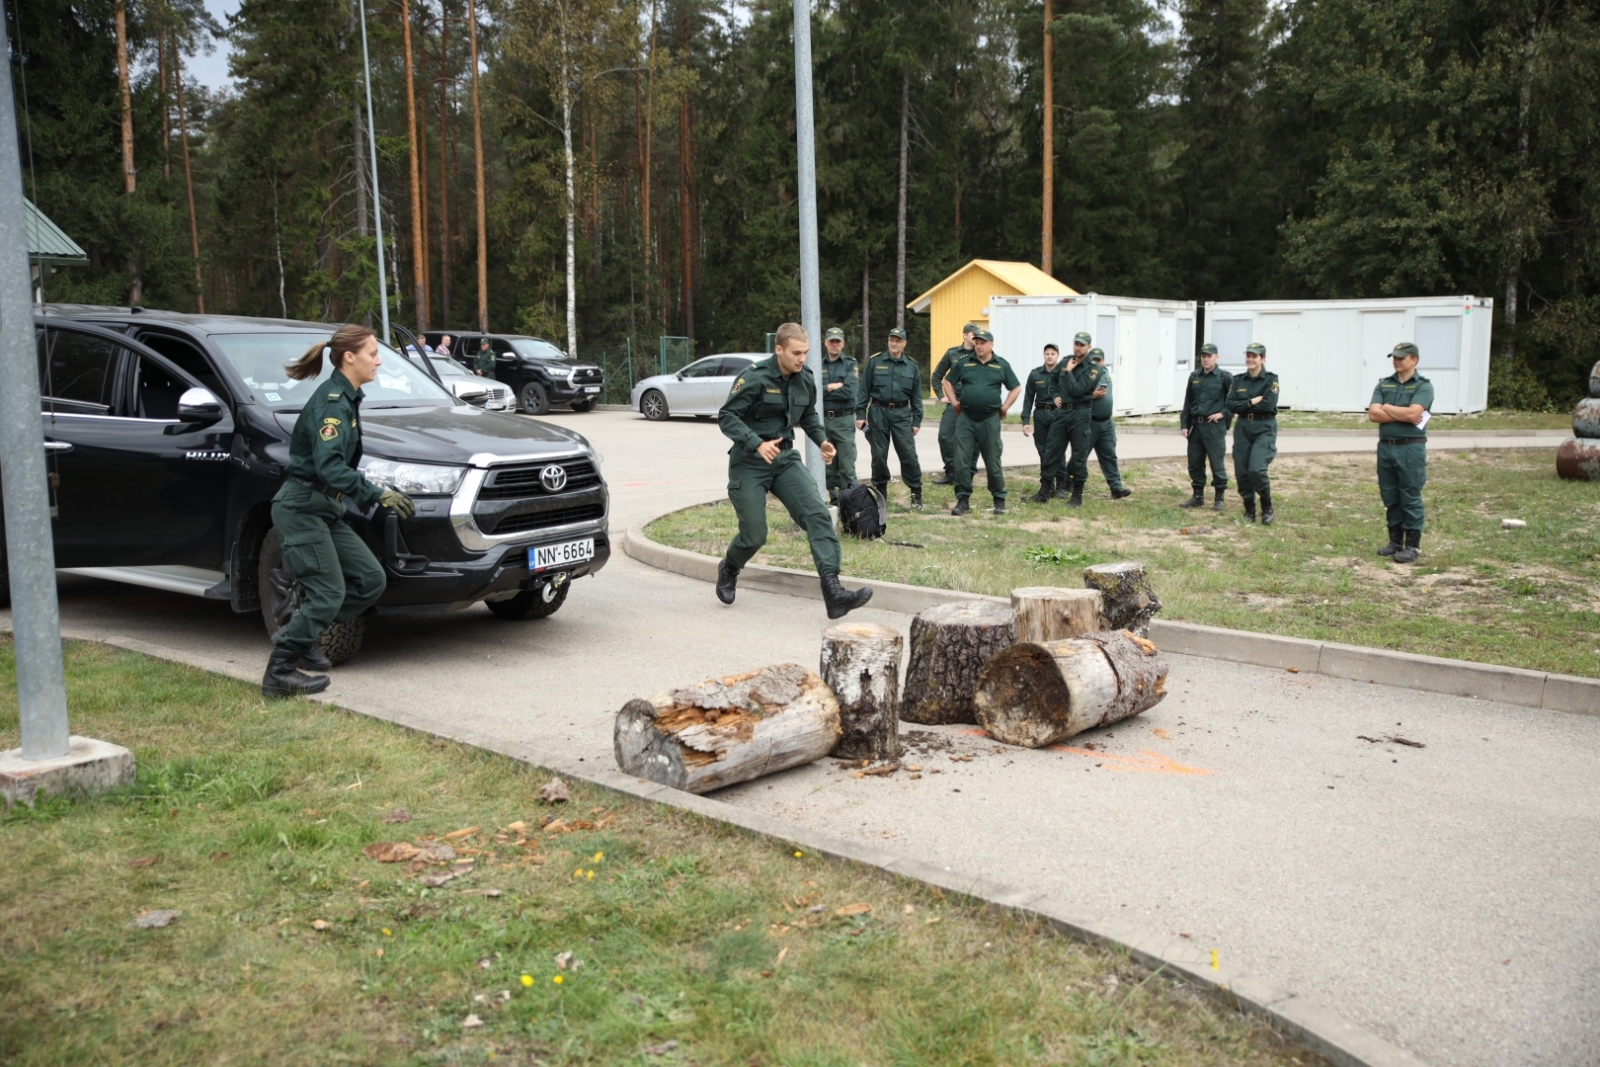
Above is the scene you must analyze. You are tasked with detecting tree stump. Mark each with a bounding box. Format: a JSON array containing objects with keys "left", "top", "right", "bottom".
[
  {"left": 1590, "top": 358, "right": 1600, "bottom": 398},
  {"left": 1574, "top": 398, "right": 1600, "bottom": 439},
  {"left": 1011, "top": 587, "right": 1104, "bottom": 643},
  {"left": 820, "top": 622, "right": 903, "bottom": 761},
  {"left": 900, "top": 600, "right": 1017, "bottom": 725},
  {"left": 1557, "top": 437, "right": 1600, "bottom": 481},
  {"left": 1083, "top": 562, "right": 1162, "bottom": 637},
  {"left": 613, "top": 664, "right": 840, "bottom": 794},
  {"left": 974, "top": 630, "right": 1169, "bottom": 748}
]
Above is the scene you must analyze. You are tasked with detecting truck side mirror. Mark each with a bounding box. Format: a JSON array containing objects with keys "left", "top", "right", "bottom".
[{"left": 177, "top": 387, "right": 224, "bottom": 423}]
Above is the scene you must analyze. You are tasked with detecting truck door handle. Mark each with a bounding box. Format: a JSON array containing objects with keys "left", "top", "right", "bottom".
[{"left": 43, "top": 440, "right": 73, "bottom": 453}]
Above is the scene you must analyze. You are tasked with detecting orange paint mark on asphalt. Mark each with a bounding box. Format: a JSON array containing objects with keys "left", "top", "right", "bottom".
[{"left": 1051, "top": 747, "right": 1213, "bottom": 776}]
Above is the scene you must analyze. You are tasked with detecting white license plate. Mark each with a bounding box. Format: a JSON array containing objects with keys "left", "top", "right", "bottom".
[
  {"left": 584, "top": 386, "right": 600, "bottom": 393},
  {"left": 529, "top": 538, "right": 594, "bottom": 571}
]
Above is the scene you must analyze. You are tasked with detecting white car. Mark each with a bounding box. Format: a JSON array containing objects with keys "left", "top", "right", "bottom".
[
  {"left": 428, "top": 354, "right": 515, "bottom": 411},
  {"left": 631, "top": 353, "right": 764, "bottom": 420}
]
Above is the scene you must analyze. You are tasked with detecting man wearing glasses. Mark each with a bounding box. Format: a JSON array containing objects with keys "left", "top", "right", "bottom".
[{"left": 1368, "top": 342, "right": 1433, "bottom": 563}]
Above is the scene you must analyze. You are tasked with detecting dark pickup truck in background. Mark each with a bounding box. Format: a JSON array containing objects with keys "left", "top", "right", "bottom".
[
  {"left": 19, "top": 308, "right": 611, "bottom": 662},
  {"left": 423, "top": 331, "right": 603, "bottom": 415}
]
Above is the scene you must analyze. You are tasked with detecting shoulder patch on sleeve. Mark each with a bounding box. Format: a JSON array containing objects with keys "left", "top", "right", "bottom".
[
  {"left": 318, "top": 423, "right": 339, "bottom": 441},
  {"left": 732, "top": 376, "right": 745, "bottom": 391},
  {"left": 1271, "top": 382, "right": 1279, "bottom": 392}
]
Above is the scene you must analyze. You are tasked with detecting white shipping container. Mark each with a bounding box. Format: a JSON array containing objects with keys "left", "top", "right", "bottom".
[
  {"left": 987, "top": 294, "right": 1199, "bottom": 416},
  {"left": 1203, "top": 296, "right": 1493, "bottom": 414}
]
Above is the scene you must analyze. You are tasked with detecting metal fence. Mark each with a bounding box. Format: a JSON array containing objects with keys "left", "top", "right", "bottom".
[{"left": 583, "top": 336, "right": 696, "bottom": 406}]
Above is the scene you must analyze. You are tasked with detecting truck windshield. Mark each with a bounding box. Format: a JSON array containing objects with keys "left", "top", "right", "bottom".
[
  {"left": 212, "top": 333, "right": 455, "bottom": 410},
  {"left": 509, "top": 338, "right": 567, "bottom": 361}
]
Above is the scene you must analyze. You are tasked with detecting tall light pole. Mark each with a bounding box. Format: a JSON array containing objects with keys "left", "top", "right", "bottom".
[
  {"left": 793, "top": 0, "right": 825, "bottom": 492},
  {"left": 358, "top": 0, "right": 391, "bottom": 343}
]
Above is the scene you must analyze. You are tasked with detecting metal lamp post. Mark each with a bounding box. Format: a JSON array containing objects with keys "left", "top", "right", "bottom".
[{"left": 793, "top": 0, "right": 826, "bottom": 493}]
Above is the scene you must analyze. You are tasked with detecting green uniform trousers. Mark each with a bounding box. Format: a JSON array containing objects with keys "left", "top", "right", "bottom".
[
  {"left": 954, "top": 413, "right": 1006, "bottom": 502},
  {"left": 823, "top": 413, "right": 859, "bottom": 501},
  {"left": 1377, "top": 440, "right": 1427, "bottom": 532},
  {"left": 1061, "top": 409, "right": 1093, "bottom": 485},
  {"left": 1087, "top": 418, "right": 1125, "bottom": 490},
  {"left": 1187, "top": 421, "right": 1229, "bottom": 489},
  {"left": 1232, "top": 420, "right": 1277, "bottom": 500},
  {"left": 937, "top": 402, "right": 958, "bottom": 476},
  {"left": 270, "top": 481, "right": 387, "bottom": 654},
  {"left": 1029, "top": 409, "right": 1064, "bottom": 480},
  {"left": 726, "top": 448, "right": 842, "bottom": 576},
  {"left": 866, "top": 405, "right": 922, "bottom": 493}
]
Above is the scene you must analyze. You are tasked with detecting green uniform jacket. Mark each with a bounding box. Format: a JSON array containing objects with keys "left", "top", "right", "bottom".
[
  {"left": 932, "top": 345, "right": 971, "bottom": 400},
  {"left": 474, "top": 348, "right": 495, "bottom": 374},
  {"left": 1371, "top": 373, "right": 1434, "bottom": 438},
  {"left": 1020, "top": 364, "right": 1062, "bottom": 424},
  {"left": 947, "top": 354, "right": 1020, "bottom": 419},
  {"left": 285, "top": 369, "right": 384, "bottom": 508},
  {"left": 719, "top": 358, "right": 827, "bottom": 456},
  {"left": 1180, "top": 366, "right": 1233, "bottom": 430},
  {"left": 1226, "top": 370, "right": 1279, "bottom": 416},
  {"left": 857, "top": 351, "right": 924, "bottom": 428},
  {"left": 1057, "top": 357, "right": 1102, "bottom": 408},
  {"left": 1090, "top": 365, "right": 1115, "bottom": 419},
  {"left": 822, "top": 354, "right": 859, "bottom": 412}
]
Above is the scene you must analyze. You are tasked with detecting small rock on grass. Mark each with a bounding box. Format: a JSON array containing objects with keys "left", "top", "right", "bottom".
[
  {"left": 538, "top": 778, "right": 572, "bottom": 805},
  {"left": 131, "top": 909, "right": 181, "bottom": 929}
]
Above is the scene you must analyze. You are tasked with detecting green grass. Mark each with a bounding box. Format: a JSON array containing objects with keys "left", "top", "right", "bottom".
[
  {"left": 648, "top": 449, "right": 1600, "bottom": 678},
  {"left": 0, "top": 641, "right": 1323, "bottom": 1067},
  {"left": 917, "top": 401, "right": 1573, "bottom": 432}
]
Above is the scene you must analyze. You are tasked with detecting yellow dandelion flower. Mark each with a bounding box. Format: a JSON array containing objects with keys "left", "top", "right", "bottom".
[
  {"left": 793, "top": 850, "right": 803, "bottom": 858},
  {"left": 592, "top": 851, "right": 604, "bottom": 863},
  {"left": 520, "top": 974, "right": 534, "bottom": 988},
  {"left": 382, "top": 928, "right": 393, "bottom": 937},
  {"left": 552, "top": 975, "right": 564, "bottom": 985},
  {"left": 586, "top": 870, "right": 595, "bottom": 880},
  {"left": 573, "top": 868, "right": 584, "bottom": 878}
]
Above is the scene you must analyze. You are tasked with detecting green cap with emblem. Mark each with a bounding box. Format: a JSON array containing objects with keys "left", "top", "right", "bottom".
[
  {"left": 1073, "top": 331, "right": 1092, "bottom": 345},
  {"left": 962, "top": 322, "right": 979, "bottom": 335},
  {"left": 1245, "top": 342, "right": 1266, "bottom": 357},
  {"left": 1199, "top": 342, "right": 1218, "bottom": 355},
  {"left": 973, "top": 328, "right": 994, "bottom": 342},
  {"left": 1391, "top": 342, "right": 1419, "bottom": 358},
  {"left": 888, "top": 327, "right": 907, "bottom": 340},
  {"left": 824, "top": 326, "right": 845, "bottom": 340},
  {"left": 1088, "top": 347, "right": 1105, "bottom": 361}
]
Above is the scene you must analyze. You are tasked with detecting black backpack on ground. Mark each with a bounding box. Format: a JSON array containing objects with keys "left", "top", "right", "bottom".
[{"left": 838, "top": 483, "right": 887, "bottom": 540}]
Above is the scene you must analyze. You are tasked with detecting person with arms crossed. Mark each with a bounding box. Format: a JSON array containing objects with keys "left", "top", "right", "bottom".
[
  {"left": 929, "top": 323, "right": 977, "bottom": 486},
  {"left": 1020, "top": 343, "right": 1064, "bottom": 504},
  {"left": 857, "top": 326, "right": 924, "bottom": 508},
  {"left": 820, "top": 326, "right": 860, "bottom": 505},
  {"left": 1227, "top": 342, "right": 1278, "bottom": 523},
  {"left": 1086, "top": 347, "right": 1131, "bottom": 499},
  {"left": 1368, "top": 341, "right": 1433, "bottom": 563},
  {"left": 1180, "top": 342, "right": 1232, "bottom": 511},
  {"left": 944, "top": 329, "right": 1021, "bottom": 515}
]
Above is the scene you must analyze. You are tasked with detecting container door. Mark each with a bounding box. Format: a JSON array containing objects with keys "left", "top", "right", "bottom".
[{"left": 1156, "top": 313, "right": 1176, "bottom": 412}]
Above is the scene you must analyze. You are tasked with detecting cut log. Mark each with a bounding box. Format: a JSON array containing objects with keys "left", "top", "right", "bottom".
[
  {"left": 1011, "top": 586, "right": 1104, "bottom": 643},
  {"left": 900, "top": 600, "right": 1017, "bottom": 725},
  {"left": 1574, "top": 397, "right": 1600, "bottom": 439},
  {"left": 1590, "top": 358, "right": 1600, "bottom": 398},
  {"left": 1556, "top": 437, "right": 1600, "bottom": 481},
  {"left": 614, "top": 664, "right": 840, "bottom": 794},
  {"left": 975, "top": 630, "right": 1169, "bottom": 748},
  {"left": 1083, "top": 561, "right": 1162, "bottom": 637},
  {"left": 820, "top": 622, "right": 903, "bottom": 761}
]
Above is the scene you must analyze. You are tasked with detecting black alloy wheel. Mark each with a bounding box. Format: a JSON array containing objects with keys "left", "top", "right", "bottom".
[
  {"left": 256, "top": 528, "right": 367, "bottom": 666},
  {"left": 519, "top": 381, "right": 550, "bottom": 415}
]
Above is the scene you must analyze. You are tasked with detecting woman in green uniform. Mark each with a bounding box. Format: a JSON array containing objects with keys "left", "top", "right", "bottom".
[
  {"left": 263, "top": 325, "right": 416, "bottom": 698},
  {"left": 1226, "top": 342, "right": 1279, "bottom": 524}
]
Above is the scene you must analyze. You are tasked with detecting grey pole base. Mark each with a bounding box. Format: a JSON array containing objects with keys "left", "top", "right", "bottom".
[{"left": 0, "top": 736, "right": 135, "bottom": 809}]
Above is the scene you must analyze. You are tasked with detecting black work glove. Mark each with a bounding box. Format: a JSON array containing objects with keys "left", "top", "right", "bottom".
[{"left": 379, "top": 488, "right": 416, "bottom": 519}]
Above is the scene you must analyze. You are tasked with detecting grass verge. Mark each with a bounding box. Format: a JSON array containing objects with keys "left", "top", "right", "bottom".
[
  {"left": 0, "top": 640, "right": 1323, "bottom": 1067},
  {"left": 917, "top": 402, "right": 1573, "bottom": 432},
  {"left": 647, "top": 448, "right": 1600, "bottom": 678}
]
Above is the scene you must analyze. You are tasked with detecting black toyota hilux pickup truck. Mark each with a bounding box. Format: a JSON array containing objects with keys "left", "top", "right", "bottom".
[{"left": 21, "top": 308, "right": 610, "bottom": 661}]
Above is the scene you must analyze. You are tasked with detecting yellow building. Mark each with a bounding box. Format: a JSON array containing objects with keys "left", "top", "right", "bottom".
[{"left": 909, "top": 260, "right": 1077, "bottom": 358}]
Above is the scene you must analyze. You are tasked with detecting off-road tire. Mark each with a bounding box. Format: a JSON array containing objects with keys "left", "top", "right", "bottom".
[
  {"left": 256, "top": 527, "right": 367, "bottom": 666},
  {"left": 570, "top": 399, "right": 595, "bottom": 413},
  {"left": 640, "top": 389, "right": 668, "bottom": 421},
  {"left": 519, "top": 381, "right": 550, "bottom": 415},
  {"left": 485, "top": 580, "right": 570, "bottom": 620}
]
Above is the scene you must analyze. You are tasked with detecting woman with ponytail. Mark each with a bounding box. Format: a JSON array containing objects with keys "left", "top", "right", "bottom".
[{"left": 264, "top": 325, "right": 416, "bottom": 697}]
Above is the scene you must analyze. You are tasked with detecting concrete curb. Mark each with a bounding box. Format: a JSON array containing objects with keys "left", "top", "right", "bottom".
[
  {"left": 624, "top": 522, "right": 1599, "bottom": 717},
  {"left": 70, "top": 630, "right": 1427, "bottom": 1067},
  {"left": 1111, "top": 426, "right": 1568, "bottom": 439}
]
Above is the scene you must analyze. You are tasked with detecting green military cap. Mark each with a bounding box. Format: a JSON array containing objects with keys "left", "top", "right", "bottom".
[
  {"left": 1199, "top": 342, "right": 1219, "bottom": 355},
  {"left": 1391, "top": 342, "right": 1419, "bottom": 358},
  {"left": 1073, "top": 331, "right": 1092, "bottom": 345},
  {"left": 1245, "top": 342, "right": 1266, "bottom": 357},
  {"left": 1088, "top": 347, "right": 1105, "bottom": 361},
  {"left": 973, "top": 328, "right": 994, "bottom": 342},
  {"left": 962, "top": 322, "right": 979, "bottom": 335},
  {"left": 888, "top": 327, "right": 907, "bottom": 340},
  {"left": 824, "top": 326, "right": 845, "bottom": 340}
]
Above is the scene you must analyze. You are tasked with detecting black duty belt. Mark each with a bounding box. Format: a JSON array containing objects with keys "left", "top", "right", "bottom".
[
  {"left": 1062, "top": 402, "right": 1088, "bottom": 411},
  {"left": 876, "top": 400, "right": 911, "bottom": 409},
  {"left": 288, "top": 475, "right": 344, "bottom": 502},
  {"left": 1380, "top": 436, "right": 1426, "bottom": 445},
  {"left": 825, "top": 409, "right": 853, "bottom": 419},
  {"left": 775, "top": 438, "right": 794, "bottom": 451},
  {"left": 1241, "top": 412, "right": 1275, "bottom": 422}
]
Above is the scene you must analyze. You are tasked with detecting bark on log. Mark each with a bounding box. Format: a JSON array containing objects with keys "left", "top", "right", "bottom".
[
  {"left": 1011, "top": 586, "right": 1104, "bottom": 643},
  {"left": 1556, "top": 437, "right": 1600, "bottom": 481},
  {"left": 614, "top": 664, "right": 840, "bottom": 794},
  {"left": 900, "top": 600, "right": 1017, "bottom": 725},
  {"left": 974, "top": 630, "right": 1169, "bottom": 748},
  {"left": 1589, "top": 359, "right": 1600, "bottom": 398},
  {"left": 820, "top": 622, "right": 903, "bottom": 761},
  {"left": 1083, "top": 561, "right": 1162, "bottom": 637},
  {"left": 1573, "top": 397, "right": 1600, "bottom": 439}
]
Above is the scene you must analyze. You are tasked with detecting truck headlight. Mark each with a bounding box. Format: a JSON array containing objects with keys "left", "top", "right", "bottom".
[{"left": 359, "top": 457, "right": 468, "bottom": 496}]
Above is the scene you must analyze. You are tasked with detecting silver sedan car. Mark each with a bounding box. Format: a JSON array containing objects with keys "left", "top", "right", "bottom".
[
  {"left": 631, "top": 353, "right": 763, "bottom": 420},
  {"left": 428, "top": 353, "right": 516, "bottom": 411}
]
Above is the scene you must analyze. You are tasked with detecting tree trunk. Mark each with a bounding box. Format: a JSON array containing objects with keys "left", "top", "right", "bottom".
[
  {"left": 437, "top": 3, "right": 452, "bottom": 325},
  {"left": 114, "top": 0, "right": 140, "bottom": 303},
  {"left": 975, "top": 630, "right": 1169, "bottom": 748},
  {"left": 159, "top": 28, "right": 171, "bottom": 179},
  {"left": 895, "top": 68, "right": 908, "bottom": 330},
  {"left": 1556, "top": 438, "right": 1600, "bottom": 481},
  {"left": 1040, "top": 0, "right": 1053, "bottom": 276},
  {"left": 641, "top": 0, "right": 657, "bottom": 327},
  {"left": 174, "top": 57, "right": 205, "bottom": 313},
  {"left": 467, "top": 0, "right": 488, "bottom": 331},
  {"left": 1011, "top": 586, "right": 1102, "bottom": 643},
  {"left": 614, "top": 664, "right": 841, "bottom": 794},
  {"left": 1572, "top": 397, "right": 1600, "bottom": 439},
  {"left": 559, "top": 10, "right": 577, "bottom": 359},
  {"left": 1589, "top": 358, "right": 1600, "bottom": 399},
  {"left": 1083, "top": 561, "right": 1161, "bottom": 637},
  {"left": 820, "top": 622, "right": 903, "bottom": 761},
  {"left": 401, "top": 0, "right": 426, "bottom": 328},
  {"left": 861, "top": 265, "right": 870, "bottom": 360},
  {"left": 901, "top": 600, "right": 1018, "bottom": 725},
  {"left": 678, "top": 73, "right": 695, "bottom": 340}
]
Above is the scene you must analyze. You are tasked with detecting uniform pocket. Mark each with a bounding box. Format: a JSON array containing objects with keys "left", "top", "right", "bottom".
[{"left": 280, "top": 531, "right": 331, "bottom": 580}]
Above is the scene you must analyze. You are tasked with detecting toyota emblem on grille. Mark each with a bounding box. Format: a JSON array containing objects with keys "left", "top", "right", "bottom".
[{"left": 540, "top": 464, "right": 568, "bottom": 492}]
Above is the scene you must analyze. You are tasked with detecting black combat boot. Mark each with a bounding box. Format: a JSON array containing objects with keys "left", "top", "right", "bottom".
[
  {"left": 909, "top": 491, "right": 924, "bottom": 510},
  {"left": 1067, "top": 480, "right": 1084, "bottom": 508},
  {"left": 1049, "top": 476, "right": 1069, "bottom": 500},
  {"left": 262, "top": 647, "right": 330, "bottom": 699},
  {"left": 951, "top": 496, "right": 970, "bottom": 516},
  {"left": 1212, "top": 487, "right": 1226, "bottom": 511},
  {"left": 1110, "top": 485, "right": 1132, "bottom": 499},
  {"left": 1179, "top": 487, "right": 1205, "bottom": 508},
  {"left": 1393, "top": 529, "right": 1421, "bottom": 564},
  {"left": 993, "top": 499, "right": 1007, "bottom": 515},
  {"left": 1377, "top": 527, "right": 1403, "bottom": 557},
  {"left": 821, "top": 573, "right": 873, "bottom": 619},
  {"left": 299, "top": 646, "right": 332, "bottom": 672},
  {"left": 716, "top": 558, "right": 741, "bottom": 604},
  {"left": 932, "top": 470, "right": 954, "bottom": 486},
  {"left": 1242, "top": 497, "right": 1257, "bottom": 523},
  {"left": 1260, "top": 490, "right": 1275, "bottom": 526},
  {"left": 1032, "top": 481, "right": 1052, "bottom": 504}
]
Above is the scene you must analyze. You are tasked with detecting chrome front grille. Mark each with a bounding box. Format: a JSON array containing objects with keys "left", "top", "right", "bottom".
[{"left": 478, "top": 458, "right": 601, "bottom": 499}]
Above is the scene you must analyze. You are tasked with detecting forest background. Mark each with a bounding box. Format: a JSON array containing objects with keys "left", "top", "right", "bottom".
[{"left": 9, "top": 0, "right": 1600, "bottom": 407}]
